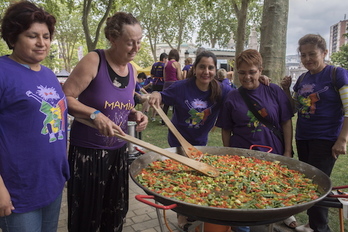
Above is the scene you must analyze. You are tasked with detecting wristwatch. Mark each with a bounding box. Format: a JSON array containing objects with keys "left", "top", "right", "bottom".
[{"left": 90, "top": 110, "right": 101, "bottom": 120}]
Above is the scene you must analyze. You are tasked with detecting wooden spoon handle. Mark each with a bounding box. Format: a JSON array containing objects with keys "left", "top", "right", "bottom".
[
  {"left": 152, "top": 105, "right": 197, "bottom": 159},
  {"left": 74, "top": 118, "right": 219, "bottom": 177}
]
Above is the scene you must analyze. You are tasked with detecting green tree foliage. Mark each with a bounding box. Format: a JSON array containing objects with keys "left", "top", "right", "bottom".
[
  {"left": 0, "top": 0, "right": 285, "bottom": 79},
  {"left": 134, "top": 40, "right": 154, "bottom": 68},
  {"left": 331, "top": 44, "right": 348, "bottom": 69},
  {"left": 41, "top": 43, "right": 59, "bottom": 71},
  {"left": 196, "top": 0, "right": 236, "bottom": 48},
  {"left": 0, "top": 40, "right": 10, "bottom": 56},
  {"left": 126, "top": 0, "right": 166, "bottom": 61},
  {"left": 330, "top": 33, "right": 348, "bottom": 69},
  {"left": 54, "top": 6, "right": 85, "bottom": 72},
  {"left": 77, "top": 0, "right": 121, "bottom": 52},
  {"left": 0, "top": 0, "right": 10, "bottom": 56},
  {"left": 159, "top": 0, "right": 197, "bottom": 52},
  {"left": 126, "top": 0, "right": 196, "bottom": 60},
  {"left": 32, "top": 0, "right": 86, "bottom": 71},
  {"left": 232, "top": 0, "right": 251, "bottom": 59},
  {"left": 0, "top": 0, "right": 9, "bottom": 17},
  {"left": 230, "top": 0, "right": 256, "bottom": 86}
]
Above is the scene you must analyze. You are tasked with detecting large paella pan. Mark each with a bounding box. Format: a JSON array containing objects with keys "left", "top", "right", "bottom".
[{"left": 130, "top": 146, "right": 332, "bottom": 226}]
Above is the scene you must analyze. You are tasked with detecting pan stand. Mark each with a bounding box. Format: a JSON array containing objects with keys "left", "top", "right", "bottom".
[{"left": 155, "top": 205, "right": 204, "bottom": 232}]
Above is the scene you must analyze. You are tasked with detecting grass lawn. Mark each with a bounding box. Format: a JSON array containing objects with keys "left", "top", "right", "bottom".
[{"left": 138, "top": 108, "right": 348, "bottom": 231}]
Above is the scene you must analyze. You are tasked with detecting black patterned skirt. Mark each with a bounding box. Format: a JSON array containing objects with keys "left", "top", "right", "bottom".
[{"left": 67, "top": 144, "right": 128, "bottom": 232}]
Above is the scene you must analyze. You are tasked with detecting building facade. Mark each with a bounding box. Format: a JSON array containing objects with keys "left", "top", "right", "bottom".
[{"left": 329, "top": 19, "right": 348, "bottom": 57}]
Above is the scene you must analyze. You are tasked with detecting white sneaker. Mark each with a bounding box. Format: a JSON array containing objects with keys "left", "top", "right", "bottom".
[
  {"left": 295, "top": 224, "right": 314, "bottom": 232},
  {"left": 151, "top": 117, "right": 156, "bottom": 122}
]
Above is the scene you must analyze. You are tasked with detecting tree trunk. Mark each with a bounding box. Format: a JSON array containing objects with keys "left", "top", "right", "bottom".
[
  {"left": 259, "top": 0, "right": 289, "bottom": 84},
  {"left": 232, "top": 0, "right": 250, "bottom": 87},
  {"left": 82, "top": 0, "right": 113, "bottom": 52}
]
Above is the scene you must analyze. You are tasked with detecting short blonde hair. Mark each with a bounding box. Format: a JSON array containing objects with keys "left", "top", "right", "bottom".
[
  {"left": 185, "top": 57, "right": 192, "bottom": 64},
  {"left": 236, "top": 49, "right": 263, "bottom": 70},
  {"left": 217, "top": 68, "right": 227, "bottom": 81}
]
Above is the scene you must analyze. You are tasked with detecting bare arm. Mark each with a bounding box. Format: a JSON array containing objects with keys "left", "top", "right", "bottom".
[
  {"left": 62, "top": 52, "right": 125, "bottom": 136},
  {"left": 332, "top": 117, "right": 348, "bottom": 159},
  {"left": 143, "top": 82, "right": 152, "bottom": 90},
  {"left": 281, "top": 76, "right": 296, "bottom": 113},
  {"left": 140, "top": 87, "right": 148, "bottom": 95},
  {"left": 281, "top": 119, "right": 293, "bottom": 157},
  {"left": 182, "top": 70, "right": 188, "bottom": 79},
  {"left": 332, "top": 87, "right": 348, "bottom": 158},
  {"left": 63, "top": 52, "right": 99, "bottom": 119},
  {"left": 148, "top": 91, "right": 162, "bottom": 108},
  {"left": 175, "top": 62, "right": 183, "bottom": 80},
  {"left": 221, "top": 129, "right": 232, "bottom": 147},
  {"left": 0, "top": 176, "right": 14, "bottom": 217},
  {"left": 259, "top": 75, "right": 270, "bottom": 86}
]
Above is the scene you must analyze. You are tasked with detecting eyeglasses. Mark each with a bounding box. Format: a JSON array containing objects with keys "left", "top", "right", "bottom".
[{"left": 237, "top": 70, "right": 258, "bottom": 76}]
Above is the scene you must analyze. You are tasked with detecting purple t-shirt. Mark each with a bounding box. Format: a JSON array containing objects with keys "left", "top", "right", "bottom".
[
  {"left": 293, "top": 65, "right": 348, "bottom": 141},
  {"left": 144, "top": 77, "right": 153, "bottom": 85},
  {"left": 151, "top": 61, "right": 165, "bottom": 85},
  {"left": 143, "top": 77, "right": 154, "bottom": 92},
  {"left": 161, "top": 78, "right": 231, "bottom": 147},
  {"left": 135, "top": 82, "right": 142, "bottom": 93},
  {"left": 70, "top": 49, "right": 135, "bottom": 149},
  {"left": 182, "top": 64, "right": 192, "bottom": 72},
  {"left": 0, "top": 56, "right": 69, "bottom": 213},
  {"left": 216, "top": 83, "right": 293, "bottom": 155},
  {"left": 220, "top": 79, "right": 233, "bottom": 91}
]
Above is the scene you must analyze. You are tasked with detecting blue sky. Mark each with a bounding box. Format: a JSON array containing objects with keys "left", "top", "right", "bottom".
[{"left": 286, "top": 0, "right": 348, "bottom": 55}]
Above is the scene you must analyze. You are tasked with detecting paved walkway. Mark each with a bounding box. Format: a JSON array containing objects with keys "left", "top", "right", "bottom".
[{"left": 57, "top": 178, "right": 296, "bottom": 232}]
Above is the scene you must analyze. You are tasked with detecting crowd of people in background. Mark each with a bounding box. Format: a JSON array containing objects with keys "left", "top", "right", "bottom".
[{"left": 1, "top": 2, "right": 348, "bottom": 232}]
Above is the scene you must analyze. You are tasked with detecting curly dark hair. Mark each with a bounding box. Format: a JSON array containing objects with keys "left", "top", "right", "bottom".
[
  {"left": 297, "top": 34, "right": 327, "bottom": 53},
  {"left": 104, "top": 12, "right": 140, "bottom": 41},
  {"left": 0, "top": 1, "right": 56, "bottom": 50}
]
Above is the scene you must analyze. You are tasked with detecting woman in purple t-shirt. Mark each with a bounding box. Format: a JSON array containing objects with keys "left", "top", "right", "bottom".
[
  {"left": 0, "top": 2, "right": 69, "bottom": 231},
  {"left": 281, "top": 34, "right": 348, "bottom": 232},
  {"left": 217, "top": 49, "right": 295, "bottom": 230},
  {"left": 218, "top": 49, "right": 293, "bottom": 156},
  {"left": 182, "top": 57, "right": 193, "bottom": 79}
]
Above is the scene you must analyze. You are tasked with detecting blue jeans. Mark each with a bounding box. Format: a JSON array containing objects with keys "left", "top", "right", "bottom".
[{"left": 0, "top": 193, "right": 62, "bottom": 232}]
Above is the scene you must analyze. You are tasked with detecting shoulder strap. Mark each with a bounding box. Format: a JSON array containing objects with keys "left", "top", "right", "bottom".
[
  {"left": 238, "top": 87, "right": 284, "bottom": 143},
  {"left": 331, "top": 66, "right": 338, "bottom": 92},
  {"left": 299, "top": 68, "right": 338, "bottom": 92},
  {"left": 93, "top": 49, "right": 102, "bottom": 72},
  {"left": 297, "top": 71, "right": 308, "bottom": 85}
]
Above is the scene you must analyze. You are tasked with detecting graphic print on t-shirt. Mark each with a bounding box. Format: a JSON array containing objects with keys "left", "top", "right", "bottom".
[
  {"left": 26, "top": 85, "right": 66, "bottom": 143},
  {"left": 246, "top": 102, "right": 268, "bottom": 133},
  {"left": 298, "top": 83, "right": 329, "bottom": 117},
  {"left": 185, "top": 99, "right": 213, "bottom": 128}
]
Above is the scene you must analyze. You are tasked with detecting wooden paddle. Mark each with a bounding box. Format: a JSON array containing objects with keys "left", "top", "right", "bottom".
[
  {"left": 152, "top": 104, "right": 204, "bottom": 159},
  {"left": 74, "top": 118, "right": 220, "bottom": 177}
]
